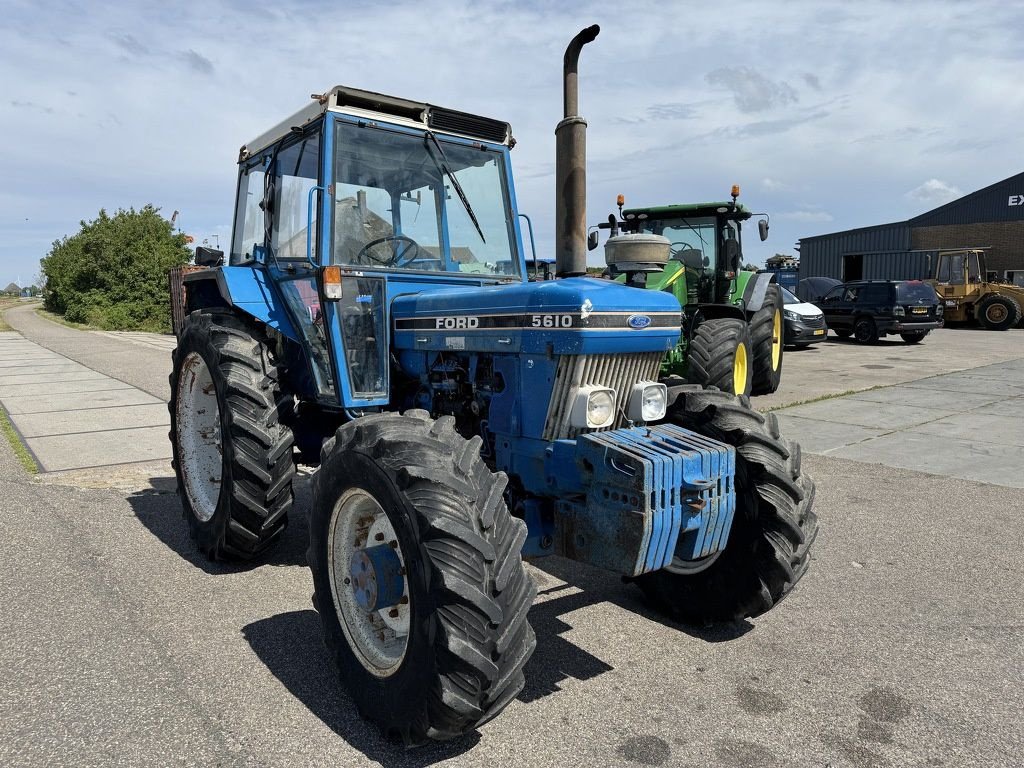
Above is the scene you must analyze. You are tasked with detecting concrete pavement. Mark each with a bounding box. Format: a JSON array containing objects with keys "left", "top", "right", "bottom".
[
  {"left": 775, "top": 357, "right": 1024, "bottom": 488},
  {"left": 0, "top": 333, "right": 170, "bottom": 472}
]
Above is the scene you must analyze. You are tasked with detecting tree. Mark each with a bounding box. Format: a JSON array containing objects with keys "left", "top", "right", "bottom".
[
  {"left": 40, "top": 206, "right": 191, "bottom": 332},
  {"left": 3, "top": 283, "right": 19, "bottom": 296}
]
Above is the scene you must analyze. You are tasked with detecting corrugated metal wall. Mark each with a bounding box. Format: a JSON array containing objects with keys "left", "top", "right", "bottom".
[
  {"left": 798, "top": 222, "right": 910, "bottom": 279},
  {"left": 862, "top": 250, "right": 936, "bottom": 280}
]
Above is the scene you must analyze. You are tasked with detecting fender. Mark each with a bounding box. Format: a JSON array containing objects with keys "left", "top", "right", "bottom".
[
  {"left": 742, "top": 271, "right": 777, "bottom": 313},
  {"left": 183, "top": 266, "right": 299, "bottom": 341},
  {"left": 694, "top": 303, "right": 746, "bottom": 322}
]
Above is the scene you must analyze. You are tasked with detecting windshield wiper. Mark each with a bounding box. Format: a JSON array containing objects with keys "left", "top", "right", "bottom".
[{"left": 424, "top": 131, "right": 486, "bottom": 243}]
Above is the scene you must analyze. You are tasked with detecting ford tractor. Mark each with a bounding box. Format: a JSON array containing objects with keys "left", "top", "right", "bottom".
[
  {"left": 168, "top": 26, "right": 818, "bottom": 745},
  {"left": 594, "top": 191, "right": 784, "bottom": 396}
]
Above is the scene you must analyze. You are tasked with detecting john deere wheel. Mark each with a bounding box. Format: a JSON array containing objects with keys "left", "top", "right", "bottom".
[
  {"left": 686, "top": 318, "right": 753, "bottom": 397},
  {"left": 309, "top": 411, "right": 536, "bottom": 745},
  {"left": 750, "top": 284, "right": 784, "bottom": 395},
  {"left": 976, "top": 294, "right": 1021, "bottom": 331},
  {"left": 169, "top": 310, "right": 296, "bottom": 560},
  {"left": 637, "top": 386, "right": 818, "bottom": 623}
]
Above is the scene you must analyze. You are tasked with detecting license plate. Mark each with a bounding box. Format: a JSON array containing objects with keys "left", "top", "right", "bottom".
[
  {"left": 911, "top": 307, "right": 927, "bottom": 314},
  {"left": 813, "top": 329, "right": 825, "bottom": 335}
]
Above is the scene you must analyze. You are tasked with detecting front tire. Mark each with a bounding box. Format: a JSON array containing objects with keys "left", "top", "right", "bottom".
[
  {"left": 686, "top": 318, "right": 753, "bottom": 397},
  {"left": 976, "top": 294, "right": 1021, "bottom": 331},
  {"left": 637, "top": 386, "right": 818, "bottom": 622},
  {"left": 308, "top": 411, "right": 536, "bottom": 745},
  {"left": 750, "top": 284, "right": 784, "bottom": 395},
  {"left": 169, "top": 310, "right": 296, "bottom": 560},
  {"left": 854, "top": 317, "right": 879, "bottom": 344}
]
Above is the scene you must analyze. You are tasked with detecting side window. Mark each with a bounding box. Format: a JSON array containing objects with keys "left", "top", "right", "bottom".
[
  {"left": 822, "top": 286, "right": 844, "bottom": 303},
  {"left": 231, "top": 156, "right": 270, "bottom": 264},
  {"left": 842, "top": 286, "right": 859, "bottom": 302},
  {"left": 271, "top": 133, "right": 321, "bottom": 260},
  {"left": 859, "top": 285, "right": 888, "bottom": 304},
  {"left": 333, "top": 184, "right": 394, "bottom": 265}
]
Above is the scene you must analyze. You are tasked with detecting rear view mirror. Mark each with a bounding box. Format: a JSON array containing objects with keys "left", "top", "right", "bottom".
[
  {"left": 758, "top": 219, "right": 769, "bottom": 242},
  {"left": 588, "top": 231, "right": 599, "bottom": 251}
]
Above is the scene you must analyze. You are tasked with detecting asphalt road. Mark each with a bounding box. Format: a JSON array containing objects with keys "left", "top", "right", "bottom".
[{"left": 1, "top": 311, "right": 1023, "bottom": 767}]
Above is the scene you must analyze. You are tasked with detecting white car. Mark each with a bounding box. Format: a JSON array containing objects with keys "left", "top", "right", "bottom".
[{"left": 781, "top": 287, "right": 828, "bottom": 346}]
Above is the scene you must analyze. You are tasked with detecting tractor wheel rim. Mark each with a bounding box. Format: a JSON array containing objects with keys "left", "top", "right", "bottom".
[
  {"left": 733, "top": 342, "right": 749, "bottom": 395},
  {"left": 771, "top": 310, "right": 782, "bottom": 370},
  {"left": 176, "top": 352, "right": 222, "bottom": 522},
  {"left": 328, "top": 488, "right": 410, "bottom": 677},
  {"left": 986, "top": 304, "right": 1007, "bottom": 323}
]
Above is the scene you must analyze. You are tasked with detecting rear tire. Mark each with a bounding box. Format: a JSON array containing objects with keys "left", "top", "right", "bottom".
[
  {"left": 899, "top": 331, "right": 928, "bottom": 344},
  {"left": 637, "top": 386, "right": 818, "bottom": 622},
  {"left": 686, "top": 318, "right": 753, "bottom": 397},
  {"left": 169, "top": 310, "right": 296, "bottom": 560},
  {"left": 308, "top": 411, "right": 536, "bottom": 745},
  {"left": 750, "top": 284, "right": 784, "bottom": 395},
  {"left": 976, "top": 294, "right": 1021, "bottom": 331},
  {"left": 854, "top": 317, "right": 879, "bottom": 344}
]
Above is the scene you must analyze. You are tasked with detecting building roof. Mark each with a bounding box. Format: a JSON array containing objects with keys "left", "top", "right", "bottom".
[{"left": 800, "top": 170, "right": 1024, "bottom": 246}]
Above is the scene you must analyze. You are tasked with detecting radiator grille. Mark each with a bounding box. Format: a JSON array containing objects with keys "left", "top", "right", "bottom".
[{"left": 543, "top": 353, "right": 664, "bottom": 440}]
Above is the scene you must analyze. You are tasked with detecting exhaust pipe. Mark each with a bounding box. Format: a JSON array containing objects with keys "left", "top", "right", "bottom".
[{"left": 555, "top": 24, "right": 600, "bottom": 278}]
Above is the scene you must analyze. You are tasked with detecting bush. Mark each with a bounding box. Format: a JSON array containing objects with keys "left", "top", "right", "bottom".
[{"left": 41, "top": 206, "right": 192, "bottom": 332}]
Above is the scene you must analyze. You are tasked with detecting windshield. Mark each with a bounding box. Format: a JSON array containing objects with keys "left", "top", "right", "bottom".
[
  {"left": 637, "top": 216, "right": 717, "bottom": 274},
  {"left": 781, "top": 287, "right": 800, "bottom": 305},
  {"left": 897, "top": 282, "right": 937, "bottom": 302},
  {"left": 330, "top": 120, "right": 520, "bottom": 278}
]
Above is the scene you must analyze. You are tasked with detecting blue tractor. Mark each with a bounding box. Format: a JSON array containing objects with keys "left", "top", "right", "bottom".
[{"left": 168, "top": 26, "right": 818, "bottom": 745}]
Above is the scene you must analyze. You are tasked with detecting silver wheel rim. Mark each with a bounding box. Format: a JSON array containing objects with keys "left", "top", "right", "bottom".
[
  {"left": 328, "top": 488, "right": 411, "bottom": 677},
  {"left": 175, "top": 352, "right": 223, "bottom": 522}
]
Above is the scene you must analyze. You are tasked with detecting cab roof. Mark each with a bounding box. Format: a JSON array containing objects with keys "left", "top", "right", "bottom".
[
  {"left": 622, "top": 202, "right": 751, "bottom": 220},
  {"left": 240, "top": 85, "right": 514, "bottom": 161}
]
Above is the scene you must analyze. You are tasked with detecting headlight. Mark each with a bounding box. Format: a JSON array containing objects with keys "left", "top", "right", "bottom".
[
  {"left": 569, "top": 386, "right": 617, "bottom": 429},
  {"left": 935, "top": 303, "right": 944, "bottom": 315},
  {"left": 783, "top": 309, "right": 800, "bottom": 321},
  {"left": 627, "top": 382, "right": 667, "bottom": 422}
]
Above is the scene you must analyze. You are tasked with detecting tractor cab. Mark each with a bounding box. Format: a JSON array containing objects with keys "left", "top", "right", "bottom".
[{"left": 930, "top": 248, "right": 1024, "bottom": 329}]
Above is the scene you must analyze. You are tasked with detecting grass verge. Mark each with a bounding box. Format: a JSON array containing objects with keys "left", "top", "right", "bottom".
[
  {"left": 35, "top": 307, "right": 97, "bottom": 331},
  {"left": 761, "top": 384, "right": 888, "bottom": 412},
  {"left": 0, "top": 298, "right": 20, "bottom": 331},
  {"left": 0, "top": 408, "right": 39, "bottom": 474}
]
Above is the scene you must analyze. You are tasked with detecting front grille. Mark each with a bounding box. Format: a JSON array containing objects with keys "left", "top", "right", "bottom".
[
  {"left": 802, "top": 314, "right": 825, "bottom": 328},
  {"left": 427, "top": 107, "right": 510, "bottom": 144},
  {"left": 543, "top": 353, "right": 664, "bottom": 440}
]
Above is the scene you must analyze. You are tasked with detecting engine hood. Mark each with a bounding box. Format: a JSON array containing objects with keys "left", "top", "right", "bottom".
[{"left": 391, "top": 276, "right": 681, "bottom": 355}]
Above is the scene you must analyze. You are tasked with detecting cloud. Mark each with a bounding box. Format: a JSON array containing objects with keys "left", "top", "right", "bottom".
[
  {"left": 760, "top": 177, "right": 785, "bottom": 191},
  {"left": 778, "top": 210, "right": 834, "bottom": 223},
  {"left": 705, "top": 66, "right": 798, "bottom": 112},
  {"left": 905, "top": 178, "right": 962, "bottom": 205},
  {"left": 646, "top": 102, "right": 698, "bottom": 121},
  {"left": 111, "top": 32, "right": 147, "bottom": 57},
  {"left": 801, "top": 73, "right": 821, "bottom": 90},
  {"left": 180, "top": 49, "right": 214, "bottom": 75}
]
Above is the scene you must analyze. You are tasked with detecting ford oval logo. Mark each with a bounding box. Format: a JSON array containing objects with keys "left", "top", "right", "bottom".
[{"left": 627, "top": 314, "right": 652, "bottom": 329}]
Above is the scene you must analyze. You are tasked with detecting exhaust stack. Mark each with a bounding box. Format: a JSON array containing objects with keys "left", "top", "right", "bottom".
[{"left": 555, "top": 25, "right": 600, "bottom": 278}]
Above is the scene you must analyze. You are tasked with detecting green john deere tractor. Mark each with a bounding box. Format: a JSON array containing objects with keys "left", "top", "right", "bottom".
[{"left": 594, "top": 187, "right": 783, "bottom": 396}]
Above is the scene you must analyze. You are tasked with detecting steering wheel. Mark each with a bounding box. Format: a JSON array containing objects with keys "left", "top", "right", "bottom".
[{"left": 355, "top": 234, "right": 422, "bottom": 267}]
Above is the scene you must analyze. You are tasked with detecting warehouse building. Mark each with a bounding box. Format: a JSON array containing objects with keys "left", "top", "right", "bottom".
[{"left": 798, "top": 171, "right": 1024, "bottom": 286}]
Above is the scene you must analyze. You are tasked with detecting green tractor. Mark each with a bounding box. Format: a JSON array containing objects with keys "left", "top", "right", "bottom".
[{"left": 594, "top": 188, "right": 784, "bottom": 396}]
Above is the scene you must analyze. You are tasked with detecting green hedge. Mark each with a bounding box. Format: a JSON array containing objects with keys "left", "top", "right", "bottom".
[{"left": 41, "top": 206, "right": 192, "bottom": 332}]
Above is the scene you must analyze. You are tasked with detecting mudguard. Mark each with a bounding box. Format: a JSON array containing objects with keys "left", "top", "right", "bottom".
[
  {"left": 741, "top": 271, "right": 777, "bottom": 313},
  {"left": 183, "top": 266, "right": 299, "bottom": 341}
]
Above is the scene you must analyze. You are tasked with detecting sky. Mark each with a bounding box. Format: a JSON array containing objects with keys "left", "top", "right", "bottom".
[{"left": 2, "top": 0, "right": 1023, "bottom": 287}]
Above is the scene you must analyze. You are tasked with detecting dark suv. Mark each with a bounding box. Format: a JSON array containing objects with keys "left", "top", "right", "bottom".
[{"left": 819, "top": 280, "right": 943, "bottom": 343}]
